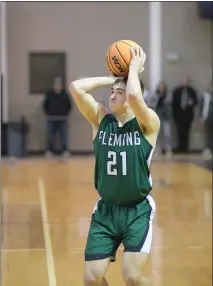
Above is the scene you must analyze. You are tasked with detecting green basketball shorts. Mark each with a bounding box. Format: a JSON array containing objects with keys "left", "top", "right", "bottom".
[{"left": 85, "top": 195, "right": 156, "bottom": 262}]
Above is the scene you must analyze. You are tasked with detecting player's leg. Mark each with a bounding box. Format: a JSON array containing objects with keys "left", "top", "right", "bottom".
[
  {"left": 84, "top": 259, "right": 110, "bottom": 286},
  {"left": 123, "top": 252, "right": 151, "bottom": 286},
  {"left": 84, "top": 199, "right": 121, "bottom": 286},
  {"left": 122, "top": 195, "right": 156, "bottom": 286}
]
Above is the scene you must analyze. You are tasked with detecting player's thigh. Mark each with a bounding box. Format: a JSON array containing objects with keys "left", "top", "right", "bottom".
[
  {"left": 123, "top": 194, "right": 156, "bottom": 255},
  {"left": 122, "top": 251, "right": 148, "bottom": 282}
]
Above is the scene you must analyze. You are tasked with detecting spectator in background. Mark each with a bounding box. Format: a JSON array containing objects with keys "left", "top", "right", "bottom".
[
  {"left": 43, "top": 77, "right": 72, "bottom": 157},
  {"left": 172, "top": 76, "right": 198, "bottom": 153},
  {"left": 200, "top": 82, "right": 213, "bottom": 159},
  {"left": 150, "top": 81, "right": 172, "bottom": 156}
]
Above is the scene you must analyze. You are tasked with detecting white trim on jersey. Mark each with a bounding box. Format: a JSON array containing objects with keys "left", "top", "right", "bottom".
[
  {"left": 140, "top": 194, "right": 156, "bottom": 254},
  {"left": 147, "top": 147, "right": 155, "bottom": 167},
  {"left": 147, "top": 147, "right": 155, "bottom": 186}
]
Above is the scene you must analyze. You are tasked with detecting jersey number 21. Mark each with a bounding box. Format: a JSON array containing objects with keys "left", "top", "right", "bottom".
[{"left": 107, "top": 151, "right": 127, "bottom": 176}]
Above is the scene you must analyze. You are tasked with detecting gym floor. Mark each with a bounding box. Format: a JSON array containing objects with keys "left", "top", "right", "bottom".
[{"left": 1, "top": 155, "right": 212, "bottom": 286}]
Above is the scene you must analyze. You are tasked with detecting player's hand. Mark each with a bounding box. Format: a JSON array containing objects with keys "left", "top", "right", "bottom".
[{"left": 129, "top": 47, "right": 146, "bottom": 74}]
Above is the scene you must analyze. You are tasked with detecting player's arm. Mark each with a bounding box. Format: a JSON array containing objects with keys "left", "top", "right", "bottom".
[
  {"left": 126, "top": 47, "right": 160, "bottom": 134},
  {"left": 69, "top": 77, "right": 114, "bottom": 125}
]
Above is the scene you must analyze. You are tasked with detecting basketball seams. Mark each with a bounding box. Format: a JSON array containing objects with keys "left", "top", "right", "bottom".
[
  {"left": 115, "top": 43, "right": 129, "bottom": 68},
  {"left": 108, "top": 46, "right": 123, "bottom": 77},
  {"left": 106, "top": 47, "right": 116, "bottom": 75},
  {"left": 119, "top": 40, "right": 134, "bottom": 48},
  {"left": 106, "top": 56, "right": 114, "bottom": 74}
]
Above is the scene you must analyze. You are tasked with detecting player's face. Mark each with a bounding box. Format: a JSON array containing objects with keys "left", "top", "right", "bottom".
[{"left": 109, "top": 82, "right": 127, "bottom": 112}]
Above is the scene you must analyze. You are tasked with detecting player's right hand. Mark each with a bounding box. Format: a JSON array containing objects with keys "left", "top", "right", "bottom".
[{"left": 129, "top": 47, "right": 146, "bottom": 74}]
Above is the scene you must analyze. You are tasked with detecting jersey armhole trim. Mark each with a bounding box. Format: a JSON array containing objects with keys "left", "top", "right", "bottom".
[
  {"left": 133, "top": 118, "right": 154, "bottom": 149},
  {"left": 93, "top": 114, "right": 110, "bottom": 144}
]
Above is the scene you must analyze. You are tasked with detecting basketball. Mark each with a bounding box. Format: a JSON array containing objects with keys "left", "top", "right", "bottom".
[{"left": 106, "top": 40, "right": 142, "bottom": 78}]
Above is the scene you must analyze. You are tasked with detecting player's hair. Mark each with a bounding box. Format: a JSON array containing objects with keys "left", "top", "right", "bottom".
[{"left": 113, "top": 77, "right": 144, "bottom": 94}]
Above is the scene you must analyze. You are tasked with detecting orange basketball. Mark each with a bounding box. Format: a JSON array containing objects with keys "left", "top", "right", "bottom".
[{"left": 106, "top": 40, "right": 142, "bottom": 78}]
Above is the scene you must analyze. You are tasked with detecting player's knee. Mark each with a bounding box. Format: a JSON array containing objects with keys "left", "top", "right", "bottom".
[
  {"left": 84, "top": 274, "right": 102, "bottom": 286},
  {"left": 123, "top": 269, "right": 142, "bottom": 286},
  {"left": 84, "top": 271, "right": 103, "bottom": 285},
  {"left": 122, "top": 252, "right": 149, "bottom": 285},
  {"left": 123, "top": 270, "right": 152, "bottom": 286},
  {"left": 84, "top": 263, "right": 105, "bottom": 286},
  {"left": 123, "top": 262, "right": 150, "bottom": 286}
]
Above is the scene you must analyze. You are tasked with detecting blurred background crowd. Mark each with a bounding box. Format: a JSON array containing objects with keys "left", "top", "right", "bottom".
[
  {"left": 1, "top": 2, "right": 212, "bottom": 160},
  {"left": 41, "top": 76, "right": 213, "bottom": 159}
]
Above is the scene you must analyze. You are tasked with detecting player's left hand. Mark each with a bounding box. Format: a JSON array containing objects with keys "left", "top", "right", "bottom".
[{"left": 129, "top": 47, "right": 146, "bottom": 74}]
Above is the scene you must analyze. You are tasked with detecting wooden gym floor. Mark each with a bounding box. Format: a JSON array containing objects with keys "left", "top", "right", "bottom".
[{"left": 1, "top": 155, "right": 212, "bottom": 286}]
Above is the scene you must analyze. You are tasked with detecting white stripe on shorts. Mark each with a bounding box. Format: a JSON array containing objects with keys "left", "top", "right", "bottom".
[
  {"left": 140, "top": 194, "right": 156, "bottom": 254},
  {"left": 92, "top": 197, "right": 102, "bottom": 214}
]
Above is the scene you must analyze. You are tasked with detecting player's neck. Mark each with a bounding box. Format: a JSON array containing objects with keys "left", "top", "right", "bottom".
[{"left": 113, "top": 110, "right": 135, "bottom": 126}]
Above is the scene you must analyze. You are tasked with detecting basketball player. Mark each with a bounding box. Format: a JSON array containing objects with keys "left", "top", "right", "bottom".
[{"left": 69, "top": 47, "right": 160, "bottom": 286}]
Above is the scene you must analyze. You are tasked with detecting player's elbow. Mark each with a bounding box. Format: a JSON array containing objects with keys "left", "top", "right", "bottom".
[
  {"left": 126, "top": 93, "right": 138, "bottom": 104},
  {"left": 126, "top": 93, "right": 145, "bottom": 109},
  {"left": 126, "top": 86, "right": 142, "bottom": 102},
  {"left": 69, "top": 81, "right": 76, "bottom": 92},
  {"left": 69, "top": 82, "right": 80, "bottom": 98}
]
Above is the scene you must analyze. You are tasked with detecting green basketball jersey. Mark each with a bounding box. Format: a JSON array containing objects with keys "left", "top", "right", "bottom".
[{"left": 93, "top": 114, "right": 154, "bottom": 205}]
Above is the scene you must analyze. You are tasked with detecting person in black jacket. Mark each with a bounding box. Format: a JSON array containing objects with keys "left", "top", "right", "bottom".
[
  {"left": 172, "top": 77, "right": 198, "bottom": 153},
  {"left": 43, "top": 77, "right": 72, "bottom": 156}
]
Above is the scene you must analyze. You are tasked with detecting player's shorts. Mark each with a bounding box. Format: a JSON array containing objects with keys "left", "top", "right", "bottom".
[{"left": 85, "top": 195, "right": 156, "bottom": 262}]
